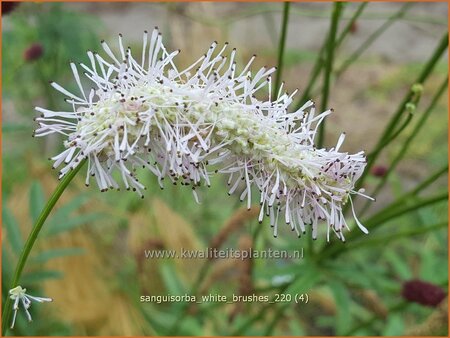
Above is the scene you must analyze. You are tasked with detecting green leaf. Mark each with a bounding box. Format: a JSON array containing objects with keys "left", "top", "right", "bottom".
[
  {"left": 417, "top": 204, "right": 441, "bottom": 227},
  {"left": 177, "top": 317, "right": 203, "bottom": 335},
  {"left": 354, "top": 259, "right": 399, "bottom": 292},
  {"left": 2, "top": 205, "right": 23, "bottom": 254},
  {"left": 29, "top": 181, "right": 45, "bottom": 224},
  {"left": 141, "top": 307, "right": 176, "bottom": 335},
  {"left": 286, "top": 262, "right": 321, "bottom": 294},
  {"left": 47, "top": 193, "right": 91, "bottom": 225},
  {"left": 31, "top": 248, "right": 85, "bottom": 264},
  {"left": 383, "top": 313, "right": 404, "bottom": 335},
  {"left": 329, "top": 281, "right": 351, "bottom": 335},
  {"left": 384, "top": 251, "right": 411, "bottom": 280},
  {"left": 21, "top": 270, "right": 63, "bottom": 284},
  {"left": 324, "top": 261, "right": 374, "bottom": 289},
  {"left": 45, "top": 212, "right": 103, "bottom": 236},
  {"left": 287, "top": 317, "right": 305, "bottom": 335},
  {"left": 159, "top": 264, "right": 186, "bottom": 295},
  {"left": 420, "top": 244, "right": 448, "bottom": 284}
]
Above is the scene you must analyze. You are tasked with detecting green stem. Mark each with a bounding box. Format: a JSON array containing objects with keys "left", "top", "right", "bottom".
[
  {"left": 408, "top": 165, "right": 448, "bottom": 197},
  {"left": 273, "top": 2, "right": 291, "bottom": 97},
  {"left": 344, "top": 221, "right": 446, "bottom": 251},
  {"left": 360, "top": 76, "right": 448, "bottom": 215},
  {"left": 370, "top": 164, "right": 448, "bottom": 215},
  {"left": 356, "top": 32, "right": 448, "bottom": 190},
  {"left": 375, "top": 78, "right": 446, "bottom": 191},
  {"left": 319, "top": 191, "right": 447, "bottom": 260},
  {"left": 366, "top": 81, "right": 423, "bottom": 158},
  {"left": 302, "top": 2, "right": 367, "bottom": 251},
  {"left": 336, "top": 3, "right": 412, "bottom": 77},
  {"left": 296, "top": 2, "right": 368, "bottom": 108},
  {"left": 175, "top": 5, "right": 446, "bottom": 29},
  {"left": 370, "top": 112, "right": 413, "bottom": 152},
  {"left": 365, "top": 192, "right": 447, "bottom": 228},
  {"left": 2, "top": 159, "right": 86, "bottom": 335},
  {"left": 335, "top": 2, "right": 368, "bottom": 47},
  {"left": 297, "top": 43, "right": 326, "bottom": 108},
  {"left": 318, "top": 2, "right": 343, "bottom": 148}
]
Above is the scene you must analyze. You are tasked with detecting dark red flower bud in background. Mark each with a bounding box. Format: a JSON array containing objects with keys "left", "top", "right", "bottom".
[
  {"left": 2, "top": 2, "right": 20, "bottom": 16},
  {"left": 371, "top": 165, "right": 388, "bottom": 177},
  {"left": 24, "top": 43, "right": 44, "bottom": 62},
  {"left": 402, "top": 279, "right": 446, "bottom": 307},
  {"left": 350, "top": 21, "right": 358, "bottom": 34}
]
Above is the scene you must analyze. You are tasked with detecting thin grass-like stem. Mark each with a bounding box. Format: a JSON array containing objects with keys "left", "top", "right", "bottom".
[
  {"left": 296, "top": 2, "right": 368, "bottom": 107},
  {"left": 320, "top": 191, "right": 447, "bottom": 260},
  {"left": 335, "top": 2, "right": 368, "bottom": 47},
  {"left": 336, "top": 3, "right": 412, "bottom": 77},
  {"left": 370, "top": 164, "right": 448, "bottom": 217},
  {"left": 360, "top": 76, "right": 448, "bottom": 215},
  {"left": 273, "top": 2, "right": 291, "bottom": 97},
  {"left": 318, "top": 2, "right": 343, "bottom": 148},
  {"left": 356, "top": 32, "right": 448, "bottom": 191},
  {"left": 343, "top": 221, "right": 447, "bottom": 251},
  {"left": 2, "top": 159, "right": 86, "bottom": 335},
  {"left": 363, "top": 192, "right": 446, "bottom": 237},
  {"left": 408, "top": 165, "right": 448, "bottom": 197}
]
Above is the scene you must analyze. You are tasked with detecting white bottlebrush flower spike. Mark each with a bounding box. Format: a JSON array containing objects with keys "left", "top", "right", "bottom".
[
  {"left": 35, "top": 28, "right": 372, "bottom": 241},
  {"left": 9, "top": 286, "right": 52, "bottom": 328}
]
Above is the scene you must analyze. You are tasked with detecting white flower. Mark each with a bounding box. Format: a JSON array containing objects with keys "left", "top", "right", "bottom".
[
  {"left": 9, "top": 286, "right": 52, "bottom": 328},
  {"left": 35, "top": 28, "right": 372, "bottom": 241}
]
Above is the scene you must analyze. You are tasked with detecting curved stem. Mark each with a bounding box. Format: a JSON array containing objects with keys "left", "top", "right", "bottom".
[
  {"left": 356, "top": 32, "right": 448, "bottom": 190},
  {"left": 408, "top": 164, "right": 448, "bottom": 197},
  {"left": 320, "top": 191, "right": 447, "bottom": 260},
  {"left": 335, "top": 2, "right": 368, "bottom": 47},
  {"left": 343, "top": 221, "right": 447, "bottom": 251},
  {"left": 364, "top": 192, "right": 447, "bottom": 228},
  {"left": 360, "top": 76, "right": 448, "bottom": 216},
  {"left": 2, "top": 159, "right": 86, "bottom": 335},
  {"left": 336, "top": 3, "right": 412, "bottom": 77},
  {"left": 371, "top": 164, "right": 448, "bottom": 216}
]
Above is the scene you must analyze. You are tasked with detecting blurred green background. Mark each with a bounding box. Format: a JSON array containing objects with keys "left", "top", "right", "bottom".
[{"left": 2, "top": 2, "right": 448, "bottom": 336}]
